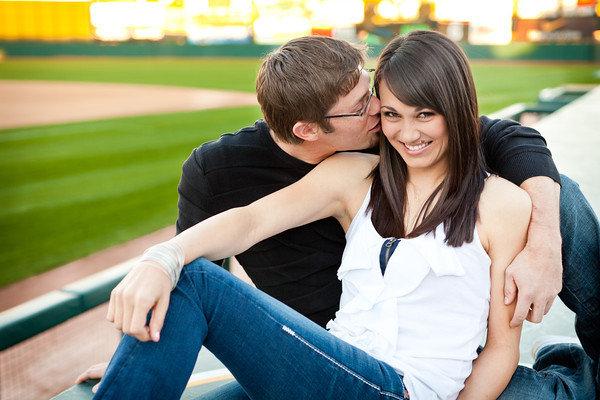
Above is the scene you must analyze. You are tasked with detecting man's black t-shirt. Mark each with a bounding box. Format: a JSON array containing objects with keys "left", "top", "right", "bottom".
[{"left": 176, "top": 118, "right": 560, "bottom": 328}]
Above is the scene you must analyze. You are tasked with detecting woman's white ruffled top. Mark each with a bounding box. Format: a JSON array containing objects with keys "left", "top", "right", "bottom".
[{"left": 326, "top": 188, "right": 491, "bottom": 400}]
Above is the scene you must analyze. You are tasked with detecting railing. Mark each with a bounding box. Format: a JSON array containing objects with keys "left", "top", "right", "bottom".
[{"left": 0, "top": 260, "right": 133, "bottom": 351}]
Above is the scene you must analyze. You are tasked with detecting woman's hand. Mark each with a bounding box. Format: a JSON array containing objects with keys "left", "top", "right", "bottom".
[
  {"left": 106, "top": 262, "right": 172, "bottom": 342},
  {"left": 75, "top": 362, "right": 108, "bottom": 393}
]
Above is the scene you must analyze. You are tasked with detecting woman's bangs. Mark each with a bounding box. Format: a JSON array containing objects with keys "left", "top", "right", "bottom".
[{"left": 382, "top": 54, "right": 441, "bottom": 114}]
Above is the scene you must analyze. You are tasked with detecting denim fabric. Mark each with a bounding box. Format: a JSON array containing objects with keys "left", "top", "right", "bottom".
[
  {"left": 558, "top": 176, "right": 600, "bottom": 364},
  {"left": 94, "top": 258, "right": 407, "bottom": 400},
  {"left": 498, "top": 344, "right": 597, "bottom": 400}
]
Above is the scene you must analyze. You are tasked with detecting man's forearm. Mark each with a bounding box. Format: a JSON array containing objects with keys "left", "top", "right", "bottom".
[
  {"left": 520, "top": 176, "right": 561, "bottom": 250},
  {"left": 503, "top": 175, "right": 563, "bottom": 325}
]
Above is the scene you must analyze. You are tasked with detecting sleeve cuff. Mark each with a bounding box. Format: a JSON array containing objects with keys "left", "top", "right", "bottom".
[{"left": 497, "top": 150, "right": 561, "bottom": 187}]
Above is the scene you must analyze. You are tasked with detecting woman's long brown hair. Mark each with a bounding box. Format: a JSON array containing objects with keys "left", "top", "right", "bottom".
[{"left": 369, "top": 30, "right": 487, "bottom": 247}]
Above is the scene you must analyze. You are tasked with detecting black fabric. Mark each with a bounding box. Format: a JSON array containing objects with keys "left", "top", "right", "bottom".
[
  {"left": 479, "top": 116, "right": 561, "bottom": 186},
  {"left": 177, "top": 120, "right": 345, "bottom": 327},
  {"left": 176, "top": 117, "right": 560, "bottom": 328}
]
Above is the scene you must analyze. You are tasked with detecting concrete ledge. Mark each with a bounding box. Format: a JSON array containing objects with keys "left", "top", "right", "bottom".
[
  {"left": 61, "top": 260, "right": 136, "bottom": 310},
  {"left": 0, "top": 291, "right": 80, "bottom": 350},
  {"left": 0, "top": 259, "right": 135, "bottom": 350}
]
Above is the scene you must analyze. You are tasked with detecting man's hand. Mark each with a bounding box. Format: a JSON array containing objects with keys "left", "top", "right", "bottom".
[
  {"left": 504, "top": 176, "right": 562, "bottom": 328},
  {"left": 75, "top": 362, "right": 108, "bottom": 393},
  {"left": 107, "top": 262, "right": 172, "bottom": 342},
  {"left": 503, "top": 242, "right": 562, "bottom": 327}
]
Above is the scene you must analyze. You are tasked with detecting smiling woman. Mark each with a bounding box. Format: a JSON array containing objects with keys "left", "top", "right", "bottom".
[{"left": 379, "top": 85, "right": 449, "bottom": 169}]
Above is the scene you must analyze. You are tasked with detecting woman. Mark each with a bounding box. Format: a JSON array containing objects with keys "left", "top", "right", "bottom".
[{"left": 96, "top": 30, "right": 530, "bottom": 400}]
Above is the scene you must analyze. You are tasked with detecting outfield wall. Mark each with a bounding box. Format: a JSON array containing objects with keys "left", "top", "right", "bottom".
[{"left": 1, "top": 40, "right": 599, "bottom": 61}]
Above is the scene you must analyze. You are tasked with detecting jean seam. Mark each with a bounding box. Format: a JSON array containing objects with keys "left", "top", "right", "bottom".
[
  {"left": 281, "top": 325, "right": 405, "bottom": 400},
  {"left": 186, "top": 267, "right": 406, "bottom": 399}
]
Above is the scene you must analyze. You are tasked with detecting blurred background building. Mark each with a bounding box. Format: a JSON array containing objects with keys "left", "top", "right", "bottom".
[{"left": 0, "top": 0, "right": 598, "bottom": 47}]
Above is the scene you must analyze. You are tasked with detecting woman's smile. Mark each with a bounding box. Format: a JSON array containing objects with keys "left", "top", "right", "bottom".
[
  {"left": 378, "top": 81, "right": 449, "bottom": 171},
  {"left": 403, "top": 140, "right": 432, "bottom": 154}
]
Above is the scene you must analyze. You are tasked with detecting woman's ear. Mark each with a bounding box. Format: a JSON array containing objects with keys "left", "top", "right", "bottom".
[{"left": 292, "top": 121, "right": 321, "bottom": 142}]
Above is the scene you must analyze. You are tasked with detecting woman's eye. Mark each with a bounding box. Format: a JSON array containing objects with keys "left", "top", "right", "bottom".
[
  {"left": 417, "top": 112, "right": 434, "bottom": 120},
  {"left": 383, "top": 111, "right": 399, "bottom": 119}
]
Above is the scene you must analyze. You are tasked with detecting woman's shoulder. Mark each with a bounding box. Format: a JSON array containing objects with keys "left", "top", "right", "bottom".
[
  {"left": 315, "top": 152, "right": 379, "bottom": 182},
  {"left": 480, "top": 175, "right": 531, "bottom": 210},
  {"left": 323, "top": 152, "right": 379, "bottom": 168},
  {"left": 478, "top": 175, "right": 532, "bottom": 246}
]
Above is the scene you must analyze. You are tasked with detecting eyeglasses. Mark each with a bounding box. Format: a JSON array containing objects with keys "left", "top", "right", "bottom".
[{"left": 324, "top": 68, "right": 376, "bottom": 121}]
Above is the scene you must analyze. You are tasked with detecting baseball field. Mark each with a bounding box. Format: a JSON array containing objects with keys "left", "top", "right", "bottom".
[{"left": 0, "top": 57, "right": 598, "bottom": 287}]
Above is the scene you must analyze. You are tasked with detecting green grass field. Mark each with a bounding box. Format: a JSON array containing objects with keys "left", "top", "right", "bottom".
[
  {"left": 0, "top": 57, "right": 598, "bottom": 286},
  {"left": 0, "top": 58, "right": 261, "bottom": 92},
  {"left": 0, "top": 107, "right": 262, "bottom": 286}
]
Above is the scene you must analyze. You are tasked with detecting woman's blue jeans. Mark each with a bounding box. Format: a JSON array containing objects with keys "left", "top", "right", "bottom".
[
  {"left": 96, "top": 175, "right": 599, "bottom": 400},
  {"left": 94, "top": 258, "right": 407, "bottom": 400},
  {"left": 197, "top": 175, "right": 600, "bottom": 400}
]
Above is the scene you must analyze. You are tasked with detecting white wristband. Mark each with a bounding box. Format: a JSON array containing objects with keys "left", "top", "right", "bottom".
[{"left": 139, "top": 241, "right": 185, "bottom": 290}]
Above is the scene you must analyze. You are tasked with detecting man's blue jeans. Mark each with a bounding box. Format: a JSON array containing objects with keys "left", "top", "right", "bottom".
[{"left": 94, "top": 258, "right": 407, "bottom": 400}]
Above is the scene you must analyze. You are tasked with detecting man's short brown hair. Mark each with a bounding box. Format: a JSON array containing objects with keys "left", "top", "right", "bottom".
[{"left": 256, "top": 36, "right": 366, "bottom": 144}]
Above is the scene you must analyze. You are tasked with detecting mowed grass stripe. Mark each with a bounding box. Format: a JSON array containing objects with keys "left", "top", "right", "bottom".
[
  {"left": 472, "top": 63, "right": 599, "bottom": 113},
  {"left": 0, "top": 106, "right": 262, "bottom": 286},
  {"left": 0, "top": 57, "right": 262, "bottom": 93},
  {"left": 0, "top": 158, "right": 176, "bottom": 217}
]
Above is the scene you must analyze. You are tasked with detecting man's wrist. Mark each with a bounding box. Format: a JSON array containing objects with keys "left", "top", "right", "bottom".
[
  {"left": 525, "top": 222, "right": 561, "bottom": 251},
  {"left": 520, "top": 176, "right": 561, "bottom": 250}
]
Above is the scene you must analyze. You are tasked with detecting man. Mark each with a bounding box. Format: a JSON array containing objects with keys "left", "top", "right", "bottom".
[{"left": 84, "top": 35, "right": 599, "bottom": 398}]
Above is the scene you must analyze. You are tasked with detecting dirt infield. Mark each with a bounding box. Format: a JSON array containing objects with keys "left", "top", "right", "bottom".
[
  {"left": 0, "top": 79, "right": 258, "bottom": 307},
  {"left": 0, "top": 80, "right": 258, "bottom": 130}
]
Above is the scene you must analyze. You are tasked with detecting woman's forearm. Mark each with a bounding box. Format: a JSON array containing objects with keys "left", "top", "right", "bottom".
[
  {"left": 168, "top": 154, "right": 369, "bottom": 265},
  {"left": 172, "top": 206, "right": 257, "bottom": 264},
  {"left": 457, "top": 344, "right": 519, "bottom": 400}
]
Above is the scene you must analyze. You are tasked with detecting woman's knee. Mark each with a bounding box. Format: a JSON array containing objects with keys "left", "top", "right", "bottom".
[
  {"left": 184, "top": 257, "right": 219, "bottom": 272},
  {"left": 177, "top": 258, "right": 224, "bottom": 289}
]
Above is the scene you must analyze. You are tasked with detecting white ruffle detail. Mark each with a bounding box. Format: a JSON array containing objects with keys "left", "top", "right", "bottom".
[
  {"left": 330, "top": 223, "right": 467, "bottom": 363},
  {"left": 338, "top": 223, "right": 464, "bottom": 298},
  {"left": 327, "top": 298, "right": 398, "bottom": 358},
  {"left": 404, "top": 224, "right": 465, "bottom": 278}
]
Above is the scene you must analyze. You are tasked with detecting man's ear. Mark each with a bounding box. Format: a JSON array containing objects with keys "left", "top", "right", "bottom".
[{"left": 292, "top": 121, "right": 321, "bottom": 142}]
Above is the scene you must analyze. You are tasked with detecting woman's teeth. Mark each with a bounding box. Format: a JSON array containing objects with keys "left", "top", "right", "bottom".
[{"left": 405, "top": 142, "right": 430, "bottom": 151}]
